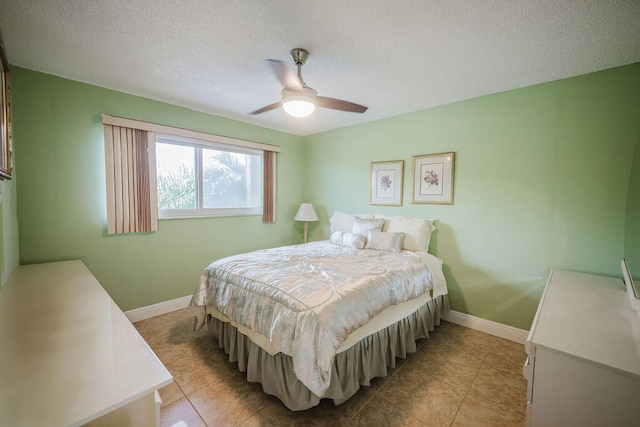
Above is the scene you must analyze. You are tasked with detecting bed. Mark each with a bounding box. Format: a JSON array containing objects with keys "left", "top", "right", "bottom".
[{"left": 190, "top": 212, "right": 449, "bottom": 410}]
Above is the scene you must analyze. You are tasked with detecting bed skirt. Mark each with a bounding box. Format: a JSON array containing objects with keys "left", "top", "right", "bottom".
[{"left": 206, "top": 294, "right": 449, "bottom": 411}]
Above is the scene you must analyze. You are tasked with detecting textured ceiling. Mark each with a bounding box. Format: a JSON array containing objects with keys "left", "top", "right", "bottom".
[{"left": 1, "top": 0, "right": 639, "bottom": 136}]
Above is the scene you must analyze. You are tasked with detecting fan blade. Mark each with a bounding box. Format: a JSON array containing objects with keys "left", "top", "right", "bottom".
[
  {"left": 317, "top": 96, "right": 368, "bottom": 113},
  {"left": 266, "top": 59, "right": 303, "bottom": 91},
  {"left": 250, "top": 101, "right": 281, "bottom": 115}
]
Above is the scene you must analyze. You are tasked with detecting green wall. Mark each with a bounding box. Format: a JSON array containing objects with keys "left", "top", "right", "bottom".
[
  {"left": 12, "top": 67, "right": 304, "bottom": 310},
  {"left": 625, "top": 131, "right": 640, "bottom": 278},
  {"left": 304, "top": 63, "right": 640, "bottom": 330},
  {"left": 10, "top": 63, "right": 640, "bottom": 329},
  {"left": 0, "top": 178, "right": 19, "bottom": 286}
]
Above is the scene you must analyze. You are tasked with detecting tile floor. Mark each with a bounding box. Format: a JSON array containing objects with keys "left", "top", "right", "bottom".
[{"left": 134, "top": 308, "right": 527, "bottom": 426}]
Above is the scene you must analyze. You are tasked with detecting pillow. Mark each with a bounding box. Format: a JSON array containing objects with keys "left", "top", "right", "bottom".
[
  {"left": 374, "top": 214, "right": 436, "bottom": 252},
  {"left": 365, "top": 231, "right": 405, "bottom": 253},
  {"left": 342, "top": 232, "right": 366, "bottom": 250},
  {"left": 330, "top": 231, "right": 343, "bottom": 245},
  {"left": 330, "top": 231, "right": 366, "bottom": 249},
  {"left": 352, "top": 217, "right": 384, "bottom": 240},
  {"left": 330, "top": 212, "right": 374, "bottom": 234}
]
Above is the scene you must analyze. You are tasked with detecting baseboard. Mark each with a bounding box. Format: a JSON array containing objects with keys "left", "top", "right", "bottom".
[
  {"left": 125, "top": 296, "right": 529, "bottom": 344},
  {"left": 444, "top": 310, "right": 529, "bottom": 344},
  {"left": 125, "top": 295, "right": 192, "bottom": 323}
]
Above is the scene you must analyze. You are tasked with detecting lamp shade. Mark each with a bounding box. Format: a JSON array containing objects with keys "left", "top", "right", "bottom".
[
  {"left": 282, "top": 87, "right": 317, "bottom": 117},
  {"left": 294, "top": 203, "right": 319, "bottom": 222}
]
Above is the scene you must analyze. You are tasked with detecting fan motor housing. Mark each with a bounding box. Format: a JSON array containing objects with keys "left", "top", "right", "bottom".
[{"left": 290, "top": 48, "right": 309, "bottom": 66}]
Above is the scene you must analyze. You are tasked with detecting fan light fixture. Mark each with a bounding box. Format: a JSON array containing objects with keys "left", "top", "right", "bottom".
[
  {"left": 282, "top": 87, "right": 317, "bottom": 117},
  {"left": 250, "top": 48, "right": 368, "bottom": 117}
]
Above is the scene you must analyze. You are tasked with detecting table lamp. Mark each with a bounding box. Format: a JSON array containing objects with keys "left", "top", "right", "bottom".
[{"left": 294, "top": 203, "right": 319, "bottom": 243}]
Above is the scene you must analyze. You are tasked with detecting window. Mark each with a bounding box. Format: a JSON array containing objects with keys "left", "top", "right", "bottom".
[
  {"left": 102, "top": 114, "right": 278, "bottom": 233},
  {"left": 156, "top": 134, "right": 263, "bottom": 218}
]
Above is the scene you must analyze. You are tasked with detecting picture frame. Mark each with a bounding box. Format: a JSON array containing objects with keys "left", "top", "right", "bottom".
[
  {"left": 370, "top": 160, "right": 403, "bottom": 206},
  {"left": 0, "top": 38, "right": 12, "bottom": 180},
  {"left": 412, "top": 152, "right": 455, "bottom": 204}
]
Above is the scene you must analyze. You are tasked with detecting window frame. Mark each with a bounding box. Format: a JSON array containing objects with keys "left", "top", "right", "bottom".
[{"left": 156, "top": 133, "right": 264, "bottom": 220}]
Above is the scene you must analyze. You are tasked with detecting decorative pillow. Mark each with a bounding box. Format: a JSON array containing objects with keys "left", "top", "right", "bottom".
[
  {"left": 352, "top": 217, "right": 385, "bottom": 240},
  {"left": 330, "top": 231, "right": 343, "bottom": 245},
  {"left": 365, "top": 231, "right": 405, "bottom": 253},
  {"left": 330, "top": 231, "right": 366, "bottom": 249},
  {"left": 374, "top": 214, "right": 436, "bottom": 252},
  {"left": 342, "top": 232, "right": 366, "bottom": 250},
  {"left": 330, "top": 212, "right": 374, "bottom": 234}
]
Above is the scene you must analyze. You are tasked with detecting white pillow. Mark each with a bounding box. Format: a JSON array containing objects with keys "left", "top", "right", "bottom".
[
  {"left": 352, "top": 217, "right": 384, "bottom": 240},
  {"left": 374, "top": 214, "right": 436, "bottom": 252},
  {"left": 330, "top": 231, "right": 343, "bottom": 245},
  {"left": 343, "top": 232, "right": 366, "bottom": 249},
  {"left": 330, "top": 212, "right": 374, "bottom": 234},
  {"left": 365, "top": 231, "right": 405, "bottom": 253},
  {"left": 330, "top": 231, "right": 366, "bottom": 249}
]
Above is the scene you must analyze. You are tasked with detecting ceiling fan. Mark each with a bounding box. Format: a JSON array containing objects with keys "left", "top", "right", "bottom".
[{"left": 250, "top": 48, "right": 368, "bottom": 117}]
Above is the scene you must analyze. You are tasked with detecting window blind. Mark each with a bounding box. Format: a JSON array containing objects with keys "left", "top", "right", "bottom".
[
  {"left": 263, "top": 150, "right": 276, "bottom": 223},
  {"left": 103, "top": 125, "right": 158, "bottom": 234}
]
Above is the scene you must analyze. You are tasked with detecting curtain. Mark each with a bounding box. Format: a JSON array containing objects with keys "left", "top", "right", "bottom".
[
  {"left": 263, "top": 150, "right": 276, "bottom": 223},
  {"left": 104, "top": 125, "right": 158, "bottom": 234}
]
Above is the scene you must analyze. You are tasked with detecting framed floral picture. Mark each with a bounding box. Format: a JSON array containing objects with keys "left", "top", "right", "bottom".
[
  {"left": 412, "top": 152, "right": 455, "bottom": 204},
  {"left": 370, "top": 160, "right": 403, "bottom": 206}
]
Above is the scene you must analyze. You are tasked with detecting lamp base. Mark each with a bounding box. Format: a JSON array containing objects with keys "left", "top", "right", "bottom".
[{"left": 303, "top": 222, "right": 309, "bottom": 244}]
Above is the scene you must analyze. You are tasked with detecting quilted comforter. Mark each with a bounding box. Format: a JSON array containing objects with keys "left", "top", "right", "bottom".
[{"left": 190, "top": 241, "right": 434, "bottom": 396}]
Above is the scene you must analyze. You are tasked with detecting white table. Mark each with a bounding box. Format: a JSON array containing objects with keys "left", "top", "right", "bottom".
[{"left": 0, "top": 260, "right": 173, "bottom": 426}]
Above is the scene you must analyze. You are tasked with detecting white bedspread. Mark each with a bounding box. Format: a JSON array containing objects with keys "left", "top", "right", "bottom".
[{"left": 190, "top": 241, "right": 434, "bottom": 396}]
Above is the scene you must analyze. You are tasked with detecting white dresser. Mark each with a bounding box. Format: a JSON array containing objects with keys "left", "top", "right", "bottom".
[
  {"left": 524, "top": 269, "right": 640, "bottom": 427},
  {"left": 0, "top": 260, "right": 173, "bottom": 427}
]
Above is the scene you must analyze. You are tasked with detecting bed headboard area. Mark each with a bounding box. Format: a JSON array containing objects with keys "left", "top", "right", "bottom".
[{"left": 329, "top": 212, "right": 436, "bottom": 253}]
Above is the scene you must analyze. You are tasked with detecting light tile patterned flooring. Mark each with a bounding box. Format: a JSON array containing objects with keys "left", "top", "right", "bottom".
[{"left": 134, "top": 308, "right": 527, "bottom": 426}]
